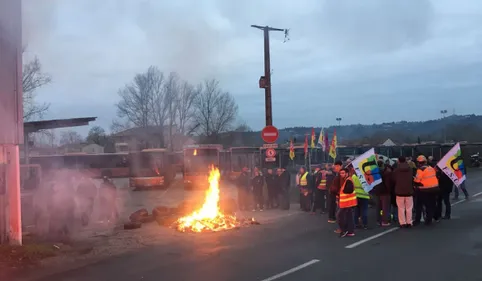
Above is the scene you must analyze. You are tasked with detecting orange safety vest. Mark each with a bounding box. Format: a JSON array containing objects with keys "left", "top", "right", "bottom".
[
  {"left": 414, "top": 166, "right": 438, "bottom": 189},
  {"left": 339, "top": 178, "right": 357, "bottom": 208},
  {"left": 317, "top": 171, "right": 327, "bottom": 190}
]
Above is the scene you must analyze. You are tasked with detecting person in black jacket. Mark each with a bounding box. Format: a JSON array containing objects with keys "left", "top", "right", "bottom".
[
  {"left": 237, "top": 167, "right": 251, "bottom": 211},
  {"left": 252, "top": 170, "right": 265, "bottom": 211},
  {"left": 265, "top": 169, "right": 278, "bottom": 209},
  {"left": 327, "top": 161, "right": 342, "bottom": 223},
  {"left": 434, "top": 167, "right": 453, "bottom": 220},
  {"left": 277, "top": 168, "right": 291, "bottom": 210}
]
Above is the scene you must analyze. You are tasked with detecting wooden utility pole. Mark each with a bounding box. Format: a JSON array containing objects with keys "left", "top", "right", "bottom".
[{"left": 251, "top": 25, "right": 288, "bottom": 127}]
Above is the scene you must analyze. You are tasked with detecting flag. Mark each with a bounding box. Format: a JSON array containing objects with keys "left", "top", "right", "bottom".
[
  {"left": 310, "top": 127, "right": 316, "bottom": 149},
  {"left": 317, "top": 128, "right": 325, "bottom": 151},
  {"left": 352, "top": 148, "right": 383, "bottom": 193},
  {"left": 324, "top": 133, "right": 329, "bottom": 153},
  {"left": 437, "top": 142, "right": 466, "bottom": 187},
  {"left": 329, "top": 129, "right": 337, "bottom": 159},
  {"left": 304, "top": 135, "right": 308, "bottom": 158},
  {"left": 289, "top": 140, "right": 295, "bottom": 160}
]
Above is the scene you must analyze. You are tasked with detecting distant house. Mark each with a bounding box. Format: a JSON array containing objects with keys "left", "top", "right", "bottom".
[
  {"left": 111, "top": 126, "right": 195, "bottom": 152},
  {"left": 59, "top": 143, "right": 104, "bottom": 154}
]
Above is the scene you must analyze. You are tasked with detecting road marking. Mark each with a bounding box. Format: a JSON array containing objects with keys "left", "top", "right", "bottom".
[
  {"left": 260, "top": 259, "right": 320, "bottom": 281},
  {"left": 345, "top": 191, "right": 482, "bottom": 249},
  {"left": 345, "top": 227, "right": 399, "bottom": 249}
]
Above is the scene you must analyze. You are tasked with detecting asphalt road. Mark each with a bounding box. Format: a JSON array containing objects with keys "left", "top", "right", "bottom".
[{"left": 28, "top": 172, "right": 482, "bottom": 281}]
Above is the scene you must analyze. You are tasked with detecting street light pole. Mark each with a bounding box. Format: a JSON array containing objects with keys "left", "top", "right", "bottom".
[
  {"left": 440, "top": 109, "right": 448, "bottom": 143},
  {"left": 336, "top": 117, "right": 342, "bottom": 127},
  {"left": 251, "top": 25, "right": 288, "bottom": 127}
]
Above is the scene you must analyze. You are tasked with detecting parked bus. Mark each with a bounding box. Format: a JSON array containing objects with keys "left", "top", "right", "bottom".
[
  {"left": 227, "top": 147, "right": 260, "bottom": 180},
  {"left": 129, "top": 148, "right": 175, "bottom": 190},
  {"left": 183, "top": 144, "right": 222, "bottom": 190},
  {"left": 29, "top": 153, "right": 130, "bottom": 178}
]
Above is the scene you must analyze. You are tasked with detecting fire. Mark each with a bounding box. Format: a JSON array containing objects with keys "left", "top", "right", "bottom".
[
  {"left": 176, "top": 166, "right": 238, "bottom": 232},
  {"left": 193, "top": 149, "right": 197, "bottom": 156}
]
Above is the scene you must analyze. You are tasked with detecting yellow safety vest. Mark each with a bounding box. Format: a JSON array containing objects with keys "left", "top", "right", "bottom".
[
  {"left": 300, "top": 172, "right": 309, "bottom": 186},
  {"left": 352, "top": 174, "right": 370, "bottom": 199}
]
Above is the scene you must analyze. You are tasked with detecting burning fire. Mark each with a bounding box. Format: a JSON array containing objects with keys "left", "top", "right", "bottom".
[
  {"left": 193, "top": 149, "right": 197, "bottom": 156},
  {"left": 176, "top": 166, "right": 238, "bottom": 232}
]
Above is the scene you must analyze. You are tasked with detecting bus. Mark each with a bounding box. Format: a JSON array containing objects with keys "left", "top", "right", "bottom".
[
  {"left": 29, "top": 153, "right": 130, "bottom": 178},
  {"left": 227, "top": 147, "right": 260, "bottom": 181},
  {"left": 129, "top": 148, "right": 175, "bottom": 190},
  {"left": 183, "top": 144, "right": 222, "bottom": 190}
]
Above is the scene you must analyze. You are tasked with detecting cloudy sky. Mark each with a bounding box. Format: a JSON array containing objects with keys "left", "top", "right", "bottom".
[{"left": 22, "top": 0, "right": 482, "bottom": 135}]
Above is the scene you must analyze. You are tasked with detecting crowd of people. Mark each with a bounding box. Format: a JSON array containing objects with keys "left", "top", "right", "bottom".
[
  {"left": 295, "top": 155, "right": 469, "bottom": 237},
  {"left": 32, "top": 173, "right": 119, "bottom": 241}
]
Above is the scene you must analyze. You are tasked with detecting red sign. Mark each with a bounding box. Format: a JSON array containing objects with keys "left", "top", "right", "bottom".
[
  {"left": 261, "top": 126, "right": 279, "bottom": 143},
  {"left": 265, "top": 148, "right": 276, "bottom": 158}
]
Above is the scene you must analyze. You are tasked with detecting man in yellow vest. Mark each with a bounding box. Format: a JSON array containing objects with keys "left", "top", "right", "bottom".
[
  {"left": 337, "top": 168, "right": 357, "bottom": 237},
  {"left": 297, "top": 166, "right": 312, "bottom": 212},
  {"left": 311, "top": 166, "right": 328, "bottom": 214},
  {"left": 349, "top": 165, "right": 369, "bottom": 229}
]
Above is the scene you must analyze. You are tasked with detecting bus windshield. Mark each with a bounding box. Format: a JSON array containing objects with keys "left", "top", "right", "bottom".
[
  {"left": 184, "top": 148, "right": 219, "bottom": 173},
  {"left": 130, "top": 151, "right": 165, "bottom": 177}
]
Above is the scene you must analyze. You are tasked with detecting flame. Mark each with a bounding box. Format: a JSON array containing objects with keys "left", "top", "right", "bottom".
[
  {"left": 193, "top": 149, "right": 197, "bottom": 156},
  {"left": 176, "top": 166, "right": 238, "bottom": 232}
]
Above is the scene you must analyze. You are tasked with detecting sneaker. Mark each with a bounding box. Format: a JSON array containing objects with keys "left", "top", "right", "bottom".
[
  {"left": 259, "top": 209, "right": 264, "bottom": 212},
  {"left": 340, "top": 231, "right": 349, "bottom": 238},
  {"left": 381, "top": 222, "right": 391, "bottom": 227},
  {"left": 328, "top": 219, "right": 336, "bottom": 224},
  {"left": 310, "top": 212, "right": 316, "bottom": 215},
  {"left": 252, "top": 209, "right": 256, "bottom": 212},
  {"left": 334, "top": 229, "right": 342, "bottom": 234},
  {"left": 363, "top": 225, "right": 368, "bottom": 230},
  {"left": 406, "top": 224, "right": 413, "bottom": 228},
  {"left": 346, "top": 232, "right": 355, "bottom": 237},
  {"left": 442, "top": 216, "right": 451, "bottom": 220},
  {"left": 400, "top": 224, "right": 406, "bottom": 228}
]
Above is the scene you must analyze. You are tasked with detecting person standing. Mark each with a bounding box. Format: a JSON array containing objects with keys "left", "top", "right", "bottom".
[
  {"left": 278, "top": 168, "right": 291, "bottom": 210},
  {"left": 252, "top": 170, "right": 265, "bottom": 211},
  {"left": 337, "top": 168, "right": 357, "bottom": 237},
  {"left": 298, "top": 166, "right": 312, "bottom": 212},
  {"left": 413, "top": 155, "right": 439, "bottom": 226},
  {"left": 312, "top": 166, "right": 328, "bottom": 214},
  {"left": 327, "top": 162, "right": 342, "bottom": 223},
  {"left": 453, "top": 164, "right": 469, "bottom": 200},
  {"left": 265, "top": 169, "right": 278, "bottom": 209},
  {"left": 393, "top": 156, "right": 414, "bottom": 228},
  {"left": 373, "top": 161, "right": 392, "bottom": 226},
  {"left": 99, "top": 176, "right": 118, "bottom": 223},
  {"left": 236, "top": 167, "right": 251, "bottom": 211},
  {"left": 350, "top": 165, "right": 369, "bottom": 229},
  {"left": 75, "top": 174, "right": 98, "bottom": 226},
  {"left": 434, "top": 167, "right": 453, "bottom": 220}
]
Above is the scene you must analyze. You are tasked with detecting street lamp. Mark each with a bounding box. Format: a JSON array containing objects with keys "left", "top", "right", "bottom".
[
  {"left": 440, "top": 110, "right": 448, "bottom": 143},
  {"left": 336, "top": 118, "right": 342, "bottom": 127}
]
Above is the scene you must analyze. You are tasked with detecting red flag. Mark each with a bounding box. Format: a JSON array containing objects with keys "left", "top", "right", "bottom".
[
  {"left": 310, "top": 127, "right": 316, "bottom": 148},
  {"left": 304, "top": 135, "right": 308, "bottom": 158},
  {"left": 324, "top": 133, "right": 329, "bottom": 152}
]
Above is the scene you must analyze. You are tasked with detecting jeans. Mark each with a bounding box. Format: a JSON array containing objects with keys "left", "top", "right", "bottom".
[
  {"left": 312, "top": 189, "right": 327, "bottom": 213},
  {"left": 354, "top": 198, "right": 369, "bottom": 226},
  {"left": 253, "top": 187, "right": 264, "bottom": 210},
  {"left": 337, "top": 207, "right": 355, "bottom": 233},
  {"left": 396, "top": 196, "right": 413, "bottom": 225},
  {"left": 300, "top": 193, "right": 312, "bottom": 212},
  {"left": 377, "top": 195, "right": 391, "bottom": 224},
  {"left": 454, "top": 182, "right": 469, "bottom": 199},
  {"left": 435, "top": 192, "right": 451, "bottom": 219},
  {"left": 327, "top": 193, "right": 338, "bottom": 220}
]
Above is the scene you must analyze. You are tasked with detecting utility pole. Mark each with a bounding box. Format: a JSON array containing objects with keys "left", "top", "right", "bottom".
[{"left": 251, "top": 25, "right": 288, "bottom": 126}]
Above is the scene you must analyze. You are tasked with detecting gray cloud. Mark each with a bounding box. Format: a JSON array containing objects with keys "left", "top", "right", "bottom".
[{"left": 20, "top": 0, "right": 482, "bottom": 136}]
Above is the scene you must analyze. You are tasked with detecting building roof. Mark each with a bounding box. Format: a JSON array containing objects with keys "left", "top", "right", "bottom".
[
  {"left": 24, "top": 117, "right": 97, "bottom": 133},
  {"left": 381, "top": 138, "right": 397, "bottom": 147}
]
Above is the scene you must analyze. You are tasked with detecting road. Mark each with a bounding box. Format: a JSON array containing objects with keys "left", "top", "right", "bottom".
[{"left": 28, "top": 173, "right": 482, "bottom": 281}]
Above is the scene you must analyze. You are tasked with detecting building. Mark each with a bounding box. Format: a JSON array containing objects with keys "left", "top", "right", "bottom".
[
  {"left": 111, "top": 126, "right": 195, "bottom": 151},
  {"left": 58, "top": 143, "right": 104, "bottom": 154}
]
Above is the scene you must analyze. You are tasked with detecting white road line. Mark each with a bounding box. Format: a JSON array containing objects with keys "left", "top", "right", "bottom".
[
  {"left": 345, "top": 227, "right": 399, "bottom": 249},
  {"left": 345, "top": 191, "right": 482, "bottom": 249},
  {"left": 260, "top": 259, "right": 320, "bottom": 281}
]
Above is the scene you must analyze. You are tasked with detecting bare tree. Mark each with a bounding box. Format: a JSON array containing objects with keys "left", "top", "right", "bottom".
[
  {"left": 192, "top": 79, "right": 238, "bottom": 140},
  {"left": 22, "top": 57, "right": 52, "bottom": 121},
  {"left": 59, "top": 130, "right": 83, "bottom": 146},
  {"left": 110, "top": 119, "right": 132, "bottom": 134},
  {"left": 86, "top": 126, "right": 107, "bottom": 145},
  {"left": 234, "top": 120, "right": 252, "bottom": 132},
  {"left": 175, "top": 81, "right": 197, "bottom": 135},
  {"left": 164, "top": 72, "right": 180, "bottom": 150},
  {"left": 31, "top": 129, "right": 57, "bottom": 148}
]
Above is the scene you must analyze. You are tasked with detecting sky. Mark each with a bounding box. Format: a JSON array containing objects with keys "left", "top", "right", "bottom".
[{"left": 21, "top": 0, "right": 482, "bottom": 136}]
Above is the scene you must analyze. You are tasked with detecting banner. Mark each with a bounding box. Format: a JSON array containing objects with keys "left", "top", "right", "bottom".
[
  {"left": 352, "top": 148, "right": 382, "bottom": 193},
  {"left": 310, "top": 128, "right": 316, "bottom": 149},
  {"left": 303, "top": 135, "right": 308, "bottom": 158},
  {"left": 437, "top": 142, "right": 466, "bottom": 187},
  {"left": 329, "top": 129, "right": 337, "bottom": 159}
]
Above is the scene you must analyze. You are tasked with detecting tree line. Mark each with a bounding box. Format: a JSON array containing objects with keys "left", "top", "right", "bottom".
[{"left": 111, "top": 66, "right": 240, "bottom": 147}]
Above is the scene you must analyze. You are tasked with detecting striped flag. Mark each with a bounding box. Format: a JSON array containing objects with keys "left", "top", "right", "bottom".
[
  {"left": 317, "top": 128, "right": 325, "bottom": 151},
  {"left": 310, "top": 128, "right": 316, "bottom": 149},
  {"left": 289, "top": 139, "right": 295, "bottom": 160},
  {"left": 329, "top": 129, "right": 337, "bottom": 159}
]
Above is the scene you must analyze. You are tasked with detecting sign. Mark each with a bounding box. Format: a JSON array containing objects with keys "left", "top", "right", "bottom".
[
  {"left": 351, "top": 148, "right": 383, "bottom": 193},
  {"left": 265, "top": 157, "right": 276, "bottom": 162},
  {"left": 437, "top": 142, "right": 466, "bottom": 187},
  {"left": 262, "top": 143, "right": 278, "bottom": 149},
  {"left": 261, "top": 125, "right": 279, "bottom": 143},
  {"left": 265, "top": 148, "right": 276, "bottom": 158}
]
